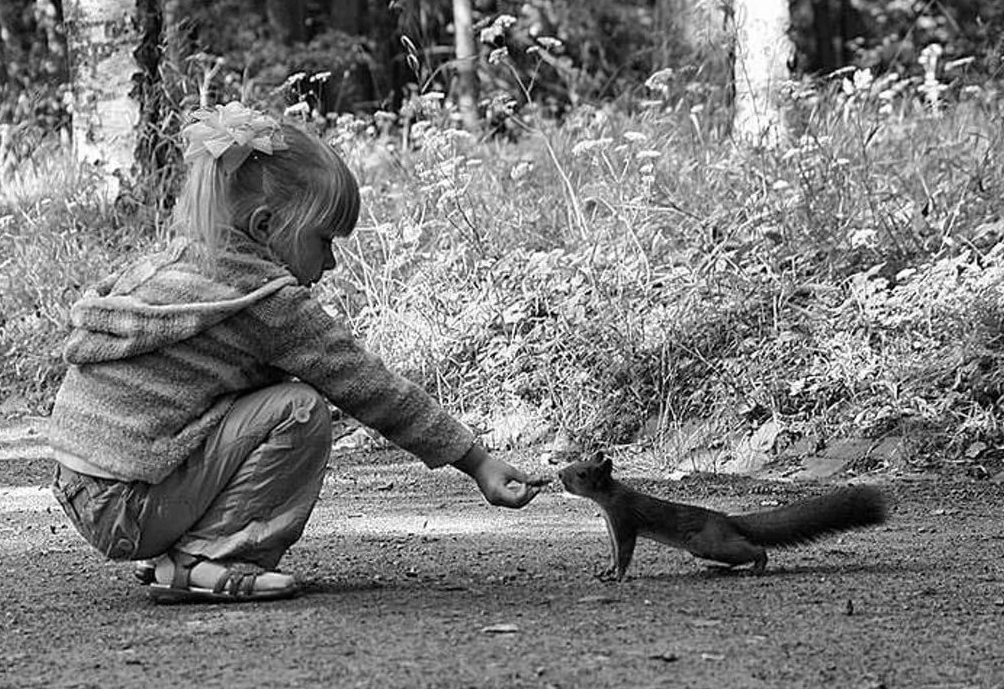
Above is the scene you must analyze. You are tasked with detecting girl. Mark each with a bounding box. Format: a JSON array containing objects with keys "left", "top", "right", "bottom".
[{"left": 47, "top": 102, "right": 547, "bottom": 603}]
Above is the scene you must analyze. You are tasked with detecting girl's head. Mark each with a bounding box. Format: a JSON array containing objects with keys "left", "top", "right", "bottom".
[{"left": 174, "top": 103, "right": 360, "bottom": 285}]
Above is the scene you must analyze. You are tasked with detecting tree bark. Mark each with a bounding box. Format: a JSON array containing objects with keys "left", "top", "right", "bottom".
[
  {"left": 452, "top": 0, "right": 479, "bottom": 131},
  {"left": 732, "top": 0, "right": 792, "bottom": 146},
  {"left": 64, "top": 0, "right": 142, "bottom": 200}
]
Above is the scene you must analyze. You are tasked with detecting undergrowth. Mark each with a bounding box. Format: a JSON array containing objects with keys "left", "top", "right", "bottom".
[{"left": 3, "top": 59, "right": 1004, "bottom": 473}]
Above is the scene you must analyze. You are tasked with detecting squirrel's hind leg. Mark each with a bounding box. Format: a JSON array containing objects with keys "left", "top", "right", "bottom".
[{"left": 688, "top": 523, "right": 767, "bottom": 573}]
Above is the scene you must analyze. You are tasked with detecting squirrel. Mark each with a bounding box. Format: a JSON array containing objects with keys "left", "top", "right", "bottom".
[{"left": 558, "top": 454, "right": 888, "bottom": 581}]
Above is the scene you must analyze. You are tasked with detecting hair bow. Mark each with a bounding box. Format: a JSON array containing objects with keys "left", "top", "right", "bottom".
[{"left": 182, "top": 101, "right": 288, "bottom": 173}]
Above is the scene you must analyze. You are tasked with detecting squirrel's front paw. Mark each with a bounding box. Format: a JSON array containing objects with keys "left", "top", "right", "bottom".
[{"left": 594, "top": 565, "right": 623, "bottom": 583}]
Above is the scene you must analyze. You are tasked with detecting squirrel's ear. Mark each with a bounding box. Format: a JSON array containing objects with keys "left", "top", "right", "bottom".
[{"left": 598, "top": 455, "right": 613, "bottom": 475}]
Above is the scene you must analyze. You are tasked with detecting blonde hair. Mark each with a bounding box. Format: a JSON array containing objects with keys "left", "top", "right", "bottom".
[{"left": 173, "top": 121, "right": 360, "bottom": 269}]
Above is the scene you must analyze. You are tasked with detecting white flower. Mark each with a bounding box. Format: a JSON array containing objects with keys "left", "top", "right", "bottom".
[
  {"left": 635, "top": 149, "right": 661, "bottom": 160},
  {"left": 623, "top": 131, "right": 648, "bottom": 143},
  {"left": 284, "top": 102, "right": 310, "bottom": 116},
  {"left": 489, "top": 47, "right": 509, "bottom": 65},
  {"left": 493, "top": 14, "right": 517, "bottom": 29},
  {"left": 480, "top": 25, "right": 504, "bottom": 44},
  {"left": 570, "top": 137, "right": 613, "bottom": 157},
  {"left": 536, "top": 36, "right": 563, "bottom": 51},
  {"left": 510, "top": 160, "right": 533, "bottom": 181},
  {"left": 644, "top": 68, "right": 675, "bottom": 96},
  {"left": 850, "top": 228, "right": 879, "bottom": 249}
]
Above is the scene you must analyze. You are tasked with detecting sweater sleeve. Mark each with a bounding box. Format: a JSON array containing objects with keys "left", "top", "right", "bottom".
[{"left": 250, "top": 286, "right": 475, "bottom": 468}]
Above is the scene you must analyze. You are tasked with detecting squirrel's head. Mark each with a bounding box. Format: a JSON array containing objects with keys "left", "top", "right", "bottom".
[{"left": 558, "top": 452, "right": 614, "bottom": 497}]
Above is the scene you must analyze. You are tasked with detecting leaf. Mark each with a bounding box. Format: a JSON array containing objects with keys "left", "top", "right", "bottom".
[
  {"left": 749, "top": 419, "right": 780, "bottom": 454},
  {"left": 965, "top": 441, "right": 987, "bottom": 459}
]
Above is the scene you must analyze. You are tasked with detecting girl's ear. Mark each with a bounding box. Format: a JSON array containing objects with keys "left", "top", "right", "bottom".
[{"left": 248, "top": 206, "right": 272, "bottom": 244}]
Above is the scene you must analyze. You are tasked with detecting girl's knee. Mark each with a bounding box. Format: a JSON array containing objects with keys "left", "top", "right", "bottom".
[{"left": 276, "top": 383, "right": 332, "bottom": 435}]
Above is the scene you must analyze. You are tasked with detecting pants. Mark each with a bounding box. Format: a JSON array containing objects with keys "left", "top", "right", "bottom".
[{"left": 52, "top": 383, "right": 332, "bottom": 569}]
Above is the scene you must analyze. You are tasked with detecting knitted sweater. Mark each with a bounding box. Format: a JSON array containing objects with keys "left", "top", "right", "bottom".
[{"left": 47, "top": 235, "right": 475, "bottom": 484}]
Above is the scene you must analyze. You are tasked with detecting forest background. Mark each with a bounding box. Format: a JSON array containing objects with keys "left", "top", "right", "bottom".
[{"left": 3, "top": 0, "right": 1004, "bottom": 478}]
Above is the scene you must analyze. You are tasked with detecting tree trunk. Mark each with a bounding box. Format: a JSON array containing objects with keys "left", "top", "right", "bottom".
[
  {"left": 452, "top": 0, "right": 479, "bottom": 131},
  {"left": 731, "top": 0, "right": 792, "bottom": 146},
  {"left": 64, "top": 0, "right": 142, "bottom": 200},
  {"left": 329, "top": 0, "right": 366, "bottom": 34},
  {"left": 266, "top": 0, "right": 306, "bottom": 44}
]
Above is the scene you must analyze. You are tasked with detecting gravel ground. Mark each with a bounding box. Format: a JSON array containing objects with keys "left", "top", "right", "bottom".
[{"left": 2, "top": 435, "right": 1003, "bottom": 688}]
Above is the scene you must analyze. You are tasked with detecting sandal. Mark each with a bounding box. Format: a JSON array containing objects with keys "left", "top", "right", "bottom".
[
  {"left": 147, "top": 551, "right": 300, "bottom": 604},
  {"left": 133, "top": 559, "right": 156, "bottom": 584}
]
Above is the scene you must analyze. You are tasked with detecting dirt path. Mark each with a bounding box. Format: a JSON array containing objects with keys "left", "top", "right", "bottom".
[{"left": 2, "top": 429, "right": 1004, "bottom": 688}]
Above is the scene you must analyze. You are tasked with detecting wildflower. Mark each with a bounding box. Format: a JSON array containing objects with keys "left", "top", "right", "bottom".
[
  {"left": 849, "top": 228, "right": 878, "bottom": 249},
  {"left": 445, "top": 129, "right": 475, "bottom": 145},
  {"left": 510, "top": 160, "right": 533, "bottom": 181},
  {"left": 284, "top": 101, "right": 310, "bottom": 117},
  {"left": 918, "top": 43, "right": 946, "bottom": 109},
  {"left": 493, "top": 14, "right": 517, "bottom": 29},
  {"left": 480, "top": 25, "right": 504, "bottom": 44},
  {"left": 842, "top": 68, "right": 873, "bottom": 96},
  {"left": 644, "top": 68, "right": 675, "bottom": 96},
  {"left": 536, "top": 36, "right": 563, "bottom": 52},
  {"left": 635, "top": 150, "right": 661, "bottom": 160},
  {"left": 623, "top": 131, "right": 648, "bottom": 143},
  {"left": 571, "top": 138, "right": 613, "bottom": 157},
  {"left": 488, "top": 47, "right": 509, "bottom": 65}
]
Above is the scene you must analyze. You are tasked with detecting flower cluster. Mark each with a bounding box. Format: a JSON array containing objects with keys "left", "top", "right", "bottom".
[{"left": 183, "top": 101, "right": 288, "bottom": 173}]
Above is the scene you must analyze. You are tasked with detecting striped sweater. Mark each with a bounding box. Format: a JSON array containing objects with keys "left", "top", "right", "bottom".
[{"left": 47, "top": 235, "right": 475, "bottom": 484}]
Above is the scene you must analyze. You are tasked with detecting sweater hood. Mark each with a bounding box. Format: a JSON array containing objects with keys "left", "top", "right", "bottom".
[{"left": 64, "top": 237, "right": 297, "bottom": 364}]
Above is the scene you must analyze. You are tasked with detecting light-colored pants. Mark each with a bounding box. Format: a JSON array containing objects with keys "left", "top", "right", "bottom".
[{"left": 52, "top": 383, "right": 332, "bottom": 569}]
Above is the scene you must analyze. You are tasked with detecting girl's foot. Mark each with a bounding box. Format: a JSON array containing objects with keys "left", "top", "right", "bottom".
[{"left": 148, "top": 551, "right": 299, "bottom": 603}]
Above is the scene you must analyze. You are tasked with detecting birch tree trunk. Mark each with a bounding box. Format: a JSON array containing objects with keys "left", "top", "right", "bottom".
[
  {"left": 731, "top": 0, "right": 793, "bottom": 146},
  {"left": 452, "top": 0, "right": 479, "bottom": 131},
  {"left": 64, "top": 0, "right": 141, "bottom": 200}
]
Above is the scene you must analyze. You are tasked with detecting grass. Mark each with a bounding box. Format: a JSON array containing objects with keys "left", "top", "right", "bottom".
[{"left": 3, "top": 74, "right": 1004, "bottom": 475}]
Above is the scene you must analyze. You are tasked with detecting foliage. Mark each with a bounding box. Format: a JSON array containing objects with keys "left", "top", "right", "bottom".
[
  {"left": 0, "top": 0, "right": 69, "bottom": 166},
  {"left": 5, "top": 4, "right": 1004, "bottom": 474},
  {"left": 309, "top": 53, "right": 1004, "bottom": 465},
  {"left": 0, "top": 146, "right": 168, "bottom": 412}
]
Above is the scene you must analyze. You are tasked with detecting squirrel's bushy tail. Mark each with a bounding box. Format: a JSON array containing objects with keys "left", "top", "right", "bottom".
[{"left": 730, "top": 486, "right": 887, "bottom": 547}]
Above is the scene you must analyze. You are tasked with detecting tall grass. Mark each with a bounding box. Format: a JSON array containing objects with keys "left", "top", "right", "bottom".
[
  {"left": 0, "top": 145, "right": 168, "bottom": 412},
  {"left": 3, "top": 71, "right": 1004, "bottom": 472}
]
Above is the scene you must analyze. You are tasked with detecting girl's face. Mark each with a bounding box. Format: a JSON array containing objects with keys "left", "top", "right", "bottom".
[{"left": 284, "top": 222, "right": 338, "bottom": 286}]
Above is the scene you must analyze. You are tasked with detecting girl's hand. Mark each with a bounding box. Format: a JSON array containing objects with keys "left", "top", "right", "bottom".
[{"left": 452, "top": 444, "right": 550, "bottom": 508}]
